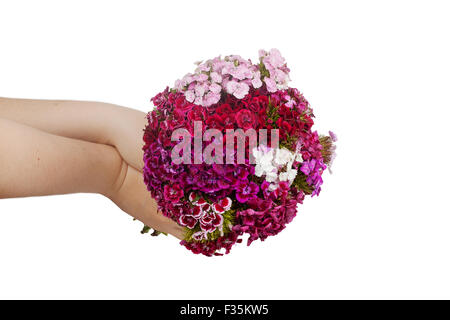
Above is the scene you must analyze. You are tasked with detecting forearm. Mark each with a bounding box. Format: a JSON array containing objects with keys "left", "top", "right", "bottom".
[
  {"left": 0, "top": 97, "right": 146, "bottom": 171},
  {"left": 0, "top": 118, "right": 124, "bottom": 198},
  {"left": 0, "top": 118, "right": 183, "bottom": 238}
]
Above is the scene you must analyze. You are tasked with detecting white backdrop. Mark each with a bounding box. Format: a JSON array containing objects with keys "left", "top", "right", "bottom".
[{"left": 1, "top": 0, "right": 449, "bottom": 299}]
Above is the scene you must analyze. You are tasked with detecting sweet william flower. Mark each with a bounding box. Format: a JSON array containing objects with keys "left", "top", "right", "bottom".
[
  {"left": 178, "top": 215, "right": 197, "bottom": 229},
  {"left": 264, "top": 78, "right": 277, "bottom": 93},
  {"left": 210, "top": 72, "right": 222, "bottom": 83},
  {"left": 236, "top": 180, "right": 259, "bottom": 203},
  {"left": 163, "top": 184, "right": 184, "bottom": 203},
  {"left": 185, "top": 90, "right": 195, "bottom": 103},
  {"left": 192, "top": 231, "right": 208, "bottom": 241},
  {"left": 191, "top": 205, "right": 203, "bottom": 219},
  {"left": 209, "top": 83, "right": 222, "bottom": 94},
  {"left": 251, "top": 71, "right": 263, "bottom": 89},
  {"left": 329, "top": 131, "right": 338, "bottom": 142},
  {"left": 236, "top": 109, "right": 256, "bottom": 130},
  {"left": 274, "top": 148, "right": 294, "bottom": 167},
  {"left": 226, "top": 81, "right": 249, "bottom": 99}
]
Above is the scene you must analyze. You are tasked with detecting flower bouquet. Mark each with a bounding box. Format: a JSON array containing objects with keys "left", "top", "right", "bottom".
[{"left": 142, "top": 49, "right": 336, "bottom": 256}]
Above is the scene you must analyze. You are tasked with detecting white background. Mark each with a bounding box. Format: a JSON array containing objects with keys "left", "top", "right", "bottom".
[{"left": 0, "top": 0, "right": 449, "bottom": 299}]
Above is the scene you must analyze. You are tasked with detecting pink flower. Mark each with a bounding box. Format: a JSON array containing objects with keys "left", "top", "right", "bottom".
[
  {"left": 329, "top": 131, "right": 338, "bottom": 142},
  {"left": 236, "top": 180, "right": 259, "bottom": 203},
  {"left": 265, "top": 48, "right": 285, "bottom": 69},
  {"left": 204, "top": 91, "right": 221, "bottom": 107},
  {"left": 210, "top": 72, "right": 222, "bottom": 83},
  {"left": 194, "top": 73, "right": 208, "bottom": 82},
  {"left": 194, "top": 96, "right": 203, "bottom": 106},
  {"left": 226, "top": 81, "right": 249, "bottom": 99},
  {"left": 264, "top": 78, "right": 277, "bottom": 93},
  {"left": 194, "top": 83, "right": 207, "bottom": 97},
  {"left": 185, "top": 90, "right": 195, "bottom": 102},
  {"left": 209, "top": 83, "right": 222, "bottom": 94},
  {"left": 251, "top": 71, "right": 262, "bottom": 88},
  {"left": 231, "top": 65, "right": 253, "bottom": 80}
]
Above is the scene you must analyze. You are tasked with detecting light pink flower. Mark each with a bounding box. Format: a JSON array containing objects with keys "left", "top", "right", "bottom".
[
  {"left": 226, "top": 80, "right": 239, "bottom": 95},
  {"left": 194, "top": 73, "right": 208, "bottom": 82},
  {"left": 251, "top": 71, "right": 262, "bottom": 88},
  {"left": 231, "top": 65, "right": 252, "bottom": 80},
  {"left": 234, "top": 82, "right": 249, "bottom": 99},
  {"left": 209, "top": 83, "right": 221, "bottom": 94},
  {"left": 185, "top": 90, "right": 195, "bottom": 102},
  {"left": 227, "top": 81, "right": 249, "bottom": 99},
  {"left": 210, "top": 72, "right": 222, "bottom": 83},
  {"left": 195, "top": 84, "right": 207, "bottom": 97},
  {"left": 264, "top": 78, "right": 277, "bottom": 93},
  {"left": 204, "top": 91, "right": 221, "bottom": 106},
  {"left": 285, "top": 95, "right": 296, "bottom": 108},
  {"left": 194, "top": 96, "right": 203, "bottom": 106},
  {"left": 266, "top": 48, "right": 285, "bottom": 69},
  {"left": 258, "top": 49, "right": 268, "bottom": 59}
]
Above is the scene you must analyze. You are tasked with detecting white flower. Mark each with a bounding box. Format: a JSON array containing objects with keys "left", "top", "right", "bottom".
[
  {"left": 265, "top": 170, "right": 278, "bottom": 183},
  {"left": 274, "top": 148, "right": 294, "bottom": 167},
  {"left": 286, "top": 168, "right": 298, "bottom": 183},
  {"left": 252, "top": 146, "right": 300, "bottom": 190},
  {"left": 279, "top": 172, "right": 289, "bottom": 182},
  {"left": 254, "top": 165, "right": 264, "bottom": 177}
]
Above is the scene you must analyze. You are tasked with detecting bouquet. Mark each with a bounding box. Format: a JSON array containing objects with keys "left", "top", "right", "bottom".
[{"left": 142, "top": 49, "right": 336, "bottom": 256}]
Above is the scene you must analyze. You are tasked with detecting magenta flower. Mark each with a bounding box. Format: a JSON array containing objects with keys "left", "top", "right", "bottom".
[{"left": 236, "top": 180, "right": 259, "bottom": 203}]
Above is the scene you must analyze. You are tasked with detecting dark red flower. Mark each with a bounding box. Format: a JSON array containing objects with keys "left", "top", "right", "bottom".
[
  {"left": 216, "top": 103, "right": 233, "bottom": 115},
  {"left": 174, "top": 96, "right": 194, "bottom": 113},
  {"left": 248, "top": 96, "right": 269, "bottom": 113},
  {"left": 187, "top": 105, "right": 205, "bottom": 122},
  {"left": 206, "top": 114, "right": 224, "bottom": 130},
  {"left": 163, "top": 184, "right": 184, "bottom": 203},
  {"left": 219, "top": 113, "right": 235, "bottom": 129},
  {"left": 236, "top": 109, "right": 256, "bottom": 130}
]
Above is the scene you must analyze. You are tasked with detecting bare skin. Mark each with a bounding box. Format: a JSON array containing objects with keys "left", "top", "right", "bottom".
[{"left": 0, "top": 97, "right": 184, "bottom": 240}]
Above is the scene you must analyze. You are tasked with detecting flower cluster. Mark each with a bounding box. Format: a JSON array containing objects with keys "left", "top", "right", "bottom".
[
  {"left": 178, "top": 192, "right": 233, "bottom": 241},
  {"left": 143, "top": 49, "right": 336, "bottom": 256},
  {"left": 174, "top": 49, "right": 289, "bottom": 106},
  {"left": 253, "top": 145, "right": 302, "bottom": 191}
]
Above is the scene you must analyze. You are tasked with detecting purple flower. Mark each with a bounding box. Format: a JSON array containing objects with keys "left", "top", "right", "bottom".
[
  {"left": 329, "top": 130, "right": 338, "bottom": 142},
  {"left": 236, "top": 180, "right": 259, "bottom": 203}
]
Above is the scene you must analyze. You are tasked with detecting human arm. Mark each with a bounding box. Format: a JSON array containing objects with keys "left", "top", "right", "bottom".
[
  {"left": 0, "top": 97, "right": 146, "bottom": 171},
  {"left": 0, "top": 118, "right": 183, "bottom": 239}
]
